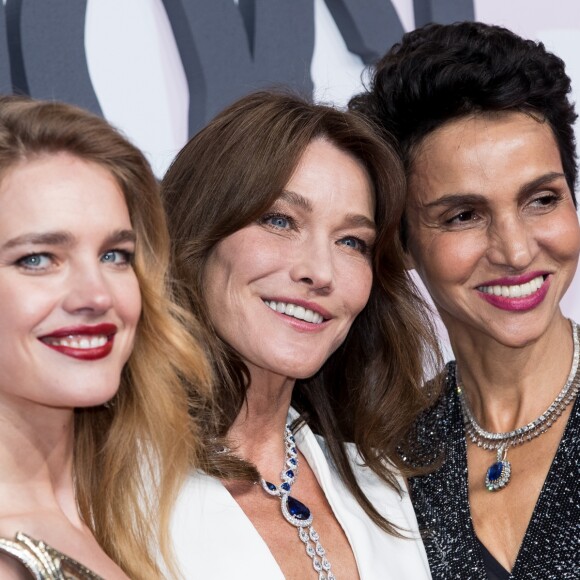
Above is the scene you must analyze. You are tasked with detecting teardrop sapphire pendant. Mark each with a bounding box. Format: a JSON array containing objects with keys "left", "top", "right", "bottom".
[
  {"left": 484, "top": 444, "right": 511, "bottom": 491},
  {"left": 260, "top": 426, "right": 335, "bottom": 579},
  {"left": 457, "top": 319, "right": 580, "bottom": 493}
]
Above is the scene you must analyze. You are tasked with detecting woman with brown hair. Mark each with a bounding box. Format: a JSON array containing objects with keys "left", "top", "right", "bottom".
[
  {"left": 0, "top": 95, "right": 211, "bottom": 579},
  {"left": 164, "top": 91, "right": 439, "bottom": 578}
]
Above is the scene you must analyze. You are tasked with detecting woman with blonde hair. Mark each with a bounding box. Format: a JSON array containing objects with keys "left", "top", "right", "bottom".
[{"left": 0, "top": 95, "right": 211, "bottom": 579}]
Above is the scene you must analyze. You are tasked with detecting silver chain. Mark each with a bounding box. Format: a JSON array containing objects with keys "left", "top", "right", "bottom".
[
  {"left": 458, "top": 320, "right": 580, "bottom": 451},
  {"left": 260, "top": 426, "right": 336, "bottom": 580}
]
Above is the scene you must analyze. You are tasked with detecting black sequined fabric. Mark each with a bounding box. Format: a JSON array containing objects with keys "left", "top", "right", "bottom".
[{"left": 407, "top": 362, "right": 580, "bottom": 579}]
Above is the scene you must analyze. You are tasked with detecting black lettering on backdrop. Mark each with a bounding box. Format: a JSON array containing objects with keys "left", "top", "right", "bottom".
[
  {"left": 5, "top": 0, "right": 101, "bottom": 115},
  {"left": 0, "top": 1, "right": 475, "bottom": 135},
  {"left": 162, "top": 0, "right": 315, "bottom": 137},
  {"left": 323, "top": 0, "right": 404, "bottom": 64}
]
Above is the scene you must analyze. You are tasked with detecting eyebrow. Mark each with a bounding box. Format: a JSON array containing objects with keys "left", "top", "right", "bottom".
[
  {"left": 279, "top": 189, "right": 313, "bottom": 212},
  {"left": 517, "top": 171, "right": 566, "bottom": 198},
  {"left": 421, "top": 172, "right": 567, "bottom": 209},
  {"left": 1, "top": 229, "right": 136, "bottom": 251},
  {"left": 422, "top": 193, "right": 486, "bottom": 209},
  {"left": 279, "top": 189, "right": 376, "bottom": 230},
  {"left": 343, "top": 213, "right": 376, "bottom": 231},
  {"left": 108, "top": 229, "right": 137, "bottom": 245}
]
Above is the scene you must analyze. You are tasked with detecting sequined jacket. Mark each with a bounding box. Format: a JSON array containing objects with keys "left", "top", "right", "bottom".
[{"left": 407, "top": 362, "right": 580, "bottom": 579}]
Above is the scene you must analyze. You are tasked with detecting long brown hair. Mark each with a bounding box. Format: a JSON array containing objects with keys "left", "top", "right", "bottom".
[
  {"left": 0, "top": 95, "right": 212, "bottom": 578},
  {"left": 163, "top": 91, "right": 440, "bottom": 535}
]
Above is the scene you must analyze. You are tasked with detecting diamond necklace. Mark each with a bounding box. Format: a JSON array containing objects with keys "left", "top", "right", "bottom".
[
  {"left": 457, "top": 320, "right": 580, "bottom": 492},
  {"left": 261, "top": 425, "right": 336, "bottom": 579}
]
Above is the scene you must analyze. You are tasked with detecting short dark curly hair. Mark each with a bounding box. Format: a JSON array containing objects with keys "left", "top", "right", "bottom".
[{"left": 350, "top": 21, "right": 578, "bottom": 207}]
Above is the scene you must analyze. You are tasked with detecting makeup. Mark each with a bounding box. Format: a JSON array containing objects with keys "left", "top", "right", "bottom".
[
  {"left": 263, "top": 297, "right": 331, "bottom": 332},
  {"left": 39, "top": 323, "right": 117, "bottom": 360},
  {"left": 476, "top": 272, "right": 550, "bottom": 311}
]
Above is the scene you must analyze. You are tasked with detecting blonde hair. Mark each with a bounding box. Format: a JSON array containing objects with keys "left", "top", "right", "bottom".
[{"left": 0, "top": 95, "right": 212, "bottom": 578}]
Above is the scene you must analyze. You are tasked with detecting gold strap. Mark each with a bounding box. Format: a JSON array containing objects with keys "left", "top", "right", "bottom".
[{"left": 0, "top": 532, "right": 103, "bottom": 580}]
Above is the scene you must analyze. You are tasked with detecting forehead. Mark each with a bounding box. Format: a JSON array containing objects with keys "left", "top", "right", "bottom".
[
  {"left": 408, "top": 112, "right": 563, "bottom": 203},
  {"left": 0, "top": 152, "right": 130, "bottom": 235},
  {"left": 285, "top": 138, "right": 374, "bottom": 215}
]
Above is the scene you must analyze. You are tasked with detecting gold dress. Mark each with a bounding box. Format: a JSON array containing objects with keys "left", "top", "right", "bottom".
[{"left": 0, "top": 532, "right": 103, "bottom": 579}]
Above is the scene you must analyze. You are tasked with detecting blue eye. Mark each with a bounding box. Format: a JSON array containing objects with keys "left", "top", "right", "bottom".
[
  {"left": 101, "top": 250, "right": 133, "bottom": 265},
  {"left": 339, "top": 237, "right": 369, "bottom": 254},
  {"left": 261, "top": 213, "right": 293, "bottom": 230},
  {"left": 17, "top": 253, "right": 52, "bottom": 270}
]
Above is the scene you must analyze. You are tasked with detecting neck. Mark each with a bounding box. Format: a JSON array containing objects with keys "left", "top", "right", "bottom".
[
  {"left": 451, "top": 316, "right": 575, "bottom": 432},
  {"left": 0, "top": 397, "right": 79, "bottom": 525},
  {"left": 227, "top": 367, "right": 295, "bottom": 482}
]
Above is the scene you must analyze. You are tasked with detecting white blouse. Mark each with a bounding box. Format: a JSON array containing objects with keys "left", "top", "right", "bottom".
[{"left": 170, "top": 415, "right": 431, "bottom": 579}]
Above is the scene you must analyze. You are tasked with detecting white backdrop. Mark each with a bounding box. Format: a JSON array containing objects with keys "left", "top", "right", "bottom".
[{"left": 84, "top": 0, "right": 580, "bottom": 346}]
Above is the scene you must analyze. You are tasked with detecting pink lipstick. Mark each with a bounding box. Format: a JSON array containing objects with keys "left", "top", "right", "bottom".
[
  {"left": 263, "top": 297, "right": 332, "bottom": 332},
  {"left": 476, "top": 273, "right": 550, "bottom": 311}
]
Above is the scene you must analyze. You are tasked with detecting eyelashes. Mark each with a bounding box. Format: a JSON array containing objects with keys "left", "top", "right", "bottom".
[
  {"left": 441, "top": 191, "right": 565, "bottom": 229},
  {"left": 16, "top": 252, "right": 53, "bottom": 270},
  {"left": 260, "top": 213, "right": 294, "bottom": 231},
  {"left": 338, "top": 236, "right": 371, "bottom": 255},
  {"left": 100, "top": 249, "right": 135, "bottom": 266},
  {"left": 444, "top": 210, "right": 478, "bottom": 226},
  {"left": 15, "top": 249, "right": 135, "bottom": 273},
  {"left": 258, "top": 212, "right": 373, "bottom": 256}
]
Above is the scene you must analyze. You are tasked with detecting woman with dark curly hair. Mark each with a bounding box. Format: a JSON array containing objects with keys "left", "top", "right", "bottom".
[
  {"left": 351, "top": 21, "right": 580, "bottom": 580},
  {"left": 163, "top": 91, "right": 440, "bottom": 579}
]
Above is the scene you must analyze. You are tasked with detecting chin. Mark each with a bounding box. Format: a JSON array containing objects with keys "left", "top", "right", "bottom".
[
  {"left": 483, "top": 315, "right": 556, "bottom": 349},
  {"left": 74, "top": 393, "right": 119, "bottom": 409},
  {"left": 67, "top": 380, "right": 122, "bottom": 409},
  {"left": 268, "top": 358, "right": 328, "bottom": 381}
]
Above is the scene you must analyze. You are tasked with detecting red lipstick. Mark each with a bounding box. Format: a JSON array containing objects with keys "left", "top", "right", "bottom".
[{"left": 39, "top": 323, "right": 117, "bottom": 360}]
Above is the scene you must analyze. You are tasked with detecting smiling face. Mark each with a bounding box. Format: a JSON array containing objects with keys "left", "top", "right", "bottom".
[
  {"left": 0, "top": 152, "right": 141, "bottom": 410},
  {"left": 203, "top": 138, "right": 375, "bottom": 382},
  {"left": 406, "top": 112, "right": 580, "bottom": 348}
]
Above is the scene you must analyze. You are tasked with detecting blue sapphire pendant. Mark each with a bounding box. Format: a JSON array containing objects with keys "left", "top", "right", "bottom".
[
  {"left": 259, "top": 426, "right": 335, "bottom": 578},
  {"left": 485, "top": 445, "right": 511, "bottom": 491},
  {"left": 281, "top": 494, "right": 313, "bottom": 527}
]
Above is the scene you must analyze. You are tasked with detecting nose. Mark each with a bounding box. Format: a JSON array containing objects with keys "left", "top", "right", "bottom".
[
  {"left": 289, "top": 235, "right": 334, "bottom": 292},
  {"left": 62, "top": 262, "right": 114, "bottom": 315},
  {"left": 486, "top": 215, "right": 536, "bottom": 270}
]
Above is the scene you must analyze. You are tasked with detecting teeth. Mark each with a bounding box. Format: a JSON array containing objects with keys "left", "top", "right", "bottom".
[
  {"left": 44, "top": 335, "right": 108, "bottom": 349},
  {"left": 264, "top": 300, "right": 324, "bottom": 324},
  {"left": 478, "top": 275, "right": 545, "bottom": 298}
]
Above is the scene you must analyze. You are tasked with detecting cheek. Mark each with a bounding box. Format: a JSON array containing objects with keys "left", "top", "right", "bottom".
[
  {"left": 0, "top": 280, "right": 57, "bottom": 336},
  {"left": 411, "top": 231, "right": 483, "bottom": 289},
  {"left": 548, "top": 213, "right": 580, "bottom": 262},
  {"left": 341, "top": 260, "right": 373, "bottom": 318},
  {"left": 202, "top": 245, "right": 250, "bottom": 339},
  {"left": 118, "top": 273, "right": 142, "bottom": 331}
]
